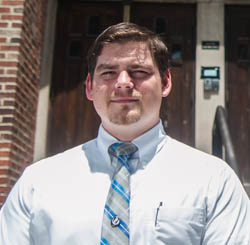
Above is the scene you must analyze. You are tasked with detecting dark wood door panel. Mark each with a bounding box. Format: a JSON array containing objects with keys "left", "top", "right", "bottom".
[
  {"left": 131, "top": 3, "right": 196, "bottom": 146},
  {"left": 48, "top": 2, "right": 123, "bottom": 156},
  {"left": 48, "top": 2, "right": 196, "bottom": 156},
  {"left": 226, "top": 6, "right": 250, "bottom": 182}
]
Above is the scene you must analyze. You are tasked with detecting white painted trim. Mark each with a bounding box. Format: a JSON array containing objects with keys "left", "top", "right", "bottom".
[
  {"left": 123, "top": 4, "right": 131, "bottom": 22},
  {"left": 33, "top": 0, "right": 58, "bottom": 162},
  {"left": 195, "top": 1, "right": 225, "bottom": 153}
]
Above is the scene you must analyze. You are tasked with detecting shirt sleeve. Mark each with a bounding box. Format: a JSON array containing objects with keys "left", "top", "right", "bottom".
[
  {"left": 0, "top": 168, "right": 33, "bottom": 245},
  {"left": 202, "top": 165, "right": 250, "bottom": 244}
]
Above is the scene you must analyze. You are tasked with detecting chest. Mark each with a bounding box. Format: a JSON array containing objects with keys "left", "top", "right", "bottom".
[
  {"left": 129, "top": 160, "right": 207, "bottom": 245},
  {"left": 30, "top": 158, "right": 207, "bottom": 245}
]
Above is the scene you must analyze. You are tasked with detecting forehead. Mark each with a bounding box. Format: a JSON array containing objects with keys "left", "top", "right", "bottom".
[{"left": 96, "top": 41, "right": 154, "bottom": 66}]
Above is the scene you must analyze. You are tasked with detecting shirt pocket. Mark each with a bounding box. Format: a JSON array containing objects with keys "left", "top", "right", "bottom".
[{"left": 155, "top": 207, "right": 205, "bottom": 245}]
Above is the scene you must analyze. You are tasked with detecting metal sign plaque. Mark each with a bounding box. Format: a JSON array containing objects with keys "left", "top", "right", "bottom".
[{"left": 202, "top": 41, "right": 220, "bottom": 50}]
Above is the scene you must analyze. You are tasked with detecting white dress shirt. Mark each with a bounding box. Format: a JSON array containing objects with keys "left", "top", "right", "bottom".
[{"left": 0, "top": 122, "right": 250, "bottom": 245}]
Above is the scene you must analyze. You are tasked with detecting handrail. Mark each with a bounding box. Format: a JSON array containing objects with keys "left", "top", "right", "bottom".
[{"left": 212, "top": 106, "right": 241, "bottom": 180}]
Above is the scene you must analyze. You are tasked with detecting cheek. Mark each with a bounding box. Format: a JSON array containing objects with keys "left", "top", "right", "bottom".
[
  {"left": 92, "top": 84, "right": 106, "bottom": 97},
  {"left": 92, "top": 85, "right": 110, "bottom": 106},
  {"left": 139, "top": 82, "right": 162, "bottom": 100}
]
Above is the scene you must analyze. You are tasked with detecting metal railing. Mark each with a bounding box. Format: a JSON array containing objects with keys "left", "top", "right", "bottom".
[{"left": 212, "top": 106, "right": 241, "bottom": 180}]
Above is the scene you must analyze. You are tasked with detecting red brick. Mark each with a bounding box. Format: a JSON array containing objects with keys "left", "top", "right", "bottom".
[
  {"left": 2, "top": 15, "right": 23, "bottom": 21},
  {"left": 0, "top": 152, "right": 10, "bottom": 157},
  {"left": 11, "top": 37, "right": 21, "bottom": 43},
  {"left": 0, "top": 23, "right": 8, "bottom": 28},
  {"left": 0, "top": 126, "right": 14, "bottom": 131},
  {"left": 5, "top": 84, "right": 17, "bottom": 90},
  {"left": 0, "top": 109, "right": 15, "bottom": 115},
  {"left": 0, "top": 134, "right": 12, "bottom": 141},
  {"left": 0, "top": 61, "right": 18, "bottom": 67},
  {"left": 2, "top": 117, "right": 14, "bottom": 123},
  {"left": 4, "top": 100, "right": 15, "bottom": 107},
  {"left": 0, "top": 186, "right": 11, "bottom": 194},
  {"left": 0, "top": 143, "right": 12, "bottom": 148},
  {"left": 0, "top": 160, "right": 10, "bottom": 166},
  {"left": 2, "top": 1, "right": 25, "bottom": 6},
  {"left": 0, "top": 38, "right": 7, "bottom": 42},
  {"left": 0, "top": 77, "right": 17, "bottom": 82},
  {"left": 0, "top": 8, "right": 11, "bottom": 13},
  {"left": 0, "top": 169, "right": 9, "bottom": 175},
  {"left": 0, "top": 45, "right": 19, "bottom": 51},
  {"left": 0, "top": 92, "right": 16, "bottom": 98},
  {"left": 7, "top": 69, "right": 17, "bottom": 75},
  {"left": 11, "top": 22, "right": 22, "bottom": 28}
]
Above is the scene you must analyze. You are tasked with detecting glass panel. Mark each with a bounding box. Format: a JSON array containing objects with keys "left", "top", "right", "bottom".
[
  {"left": 68, "top": 40, "right": 81, "bottom": 58},
  {"left": 88, "top": 16, "right": 100, "bottom": 36},
  {"left": 171, "top": 44, "right": 182, "bottom": 61},
  {"left": 238, "top": 44, "right": 249, "bottom": 61},
  {"left": 155, "top": 17, "right": 166, "bottom": 35}
]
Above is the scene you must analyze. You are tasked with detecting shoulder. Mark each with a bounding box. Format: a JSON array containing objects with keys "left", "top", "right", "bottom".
[
  {"left": 157, "top": 137, "right": 240, "bottom": 193},
  {"left": 165, "top": 136, "right": 249, "bottom": 199},
  {"left": 23, "top": 139, "right": 98, "bottom": 185},
  {"left": 162, "top": 136, "right": 228, "bottom": 171}
]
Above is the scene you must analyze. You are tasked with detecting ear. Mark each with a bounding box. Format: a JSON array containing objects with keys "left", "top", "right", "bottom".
[
  {"left": 85, "top": 73, "right": 93, "bottom": 101},
  {"left": 162, "top": 71, "right": 172, "bottom": 97}
]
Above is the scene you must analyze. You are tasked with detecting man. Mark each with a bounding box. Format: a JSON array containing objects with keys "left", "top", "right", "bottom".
[{"left": 0, "top": 22, "right": 250, "bottom": 244}]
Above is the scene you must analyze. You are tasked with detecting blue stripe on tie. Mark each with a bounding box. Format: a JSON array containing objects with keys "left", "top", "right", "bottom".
[
  {"left": 117, "top": 155, "right": 130, "bottom": 172},
  {"left": 118, "top": 217, "right": 130, "bottom": 238},
  {"left": 104, "top": 205, "right": 130, "bottom": 238},
  {"left": 104, "top": 204, "right": 113, "bottom": 220},
  {"left": 112, "top": 179, "right": 130, "bottom": 204},
  {"left": 111, "top": 142, "right": 125, "bottom": 152},
  {"left": 100, "top": 237, "right": 110, "bottom": 245}
]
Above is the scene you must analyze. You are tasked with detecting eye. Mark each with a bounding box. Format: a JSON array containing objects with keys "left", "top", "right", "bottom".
[
  {"left": 101, "top": 71, "right": 117, "bottom": 80},
  {"left": 130, "top": 70, "right": 150, "bottom": 79}
]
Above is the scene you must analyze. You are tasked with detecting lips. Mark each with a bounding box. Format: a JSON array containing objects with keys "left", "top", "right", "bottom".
[{"left": 110, "top": 97, "right": 139, "bottom": 103}]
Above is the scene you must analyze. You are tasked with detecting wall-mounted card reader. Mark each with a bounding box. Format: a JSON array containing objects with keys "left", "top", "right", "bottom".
[
  {"left": 201, "top": 67, "right": 220, "bottom": 92},
  {"left": 204, "top": 79, "right": 219, "bottom": 92}
]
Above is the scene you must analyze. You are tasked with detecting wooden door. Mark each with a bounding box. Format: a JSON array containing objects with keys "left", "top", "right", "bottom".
[
  {"left": 48, "top": 1, "right": 123, "bottom": 156},
  {"left": 131, "top": 3, "right": 196, "bottom": 146},
  {"left": 48, "top": 2, "right": 196, "bottom": 156},
  {"left": 226, "top": 6, "right": 250, "bottom": 182}
]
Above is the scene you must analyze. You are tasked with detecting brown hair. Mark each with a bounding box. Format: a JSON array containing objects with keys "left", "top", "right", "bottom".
[{"left": 87, "top": 22, "right": 170, "bottom": 82}]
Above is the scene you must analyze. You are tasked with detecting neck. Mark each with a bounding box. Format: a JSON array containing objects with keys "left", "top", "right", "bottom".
[{"left": 102, "top": 119, "right": 160, "bottom": 142}]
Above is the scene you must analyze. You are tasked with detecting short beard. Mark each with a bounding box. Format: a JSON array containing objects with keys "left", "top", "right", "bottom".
[{"left": 108, "top": 105, "right": 141, "bottom": 125}]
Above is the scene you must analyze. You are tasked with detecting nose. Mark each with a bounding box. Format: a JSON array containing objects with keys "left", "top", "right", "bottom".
[{"left": 115, "top": 71, "right": 134, "bottom": 90}]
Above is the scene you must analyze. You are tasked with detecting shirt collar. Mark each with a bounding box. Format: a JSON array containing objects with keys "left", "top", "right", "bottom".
[{"left": 97, "top": 120, "right": 167, "bottom": 173}]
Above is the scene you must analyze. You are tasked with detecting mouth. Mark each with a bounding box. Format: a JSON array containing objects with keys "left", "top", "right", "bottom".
[{"left": 110, "top": 97, "right": 139, "bottom": 103}]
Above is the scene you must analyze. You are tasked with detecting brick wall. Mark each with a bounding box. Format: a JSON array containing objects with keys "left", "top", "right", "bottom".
[{"left": 0, "top": 0, "right": 48, "bottom": 207}]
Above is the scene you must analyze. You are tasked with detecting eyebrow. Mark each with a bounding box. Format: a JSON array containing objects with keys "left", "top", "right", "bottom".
[
  {"left": 95, "top": 64, "right": 119, "bottom": 72},
  {"left": 129, "top": 64, "right": 153, "bottom": 70},
  {"left": 96, "top": 63, "right": 153, "bottom": 71}
]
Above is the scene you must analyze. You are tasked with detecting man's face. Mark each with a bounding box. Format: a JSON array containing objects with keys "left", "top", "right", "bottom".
[{"left": 86, "top": 41, "right": 171, "bottom": 137}]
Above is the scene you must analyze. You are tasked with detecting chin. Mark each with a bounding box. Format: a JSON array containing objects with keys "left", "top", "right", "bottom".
[
  {"left": 109, "top": 109, "right": 141, "bottom": 126},
  {"left": 110, "top": 116, "right": 140, "bottom": 126}
]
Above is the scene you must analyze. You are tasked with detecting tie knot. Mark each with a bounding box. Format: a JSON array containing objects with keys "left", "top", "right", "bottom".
[{"left": 108, "top": 142, "right": 138, "bottom": 160}]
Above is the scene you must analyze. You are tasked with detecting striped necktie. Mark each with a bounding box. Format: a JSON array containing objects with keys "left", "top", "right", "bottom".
[{"left": 100, "top": 142, "right": 138, "bottom": 245}]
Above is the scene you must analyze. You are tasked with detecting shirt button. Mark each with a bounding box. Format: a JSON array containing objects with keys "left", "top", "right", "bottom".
[{"left": 111, "top": 216, "right": 120, "bottom": 227}]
